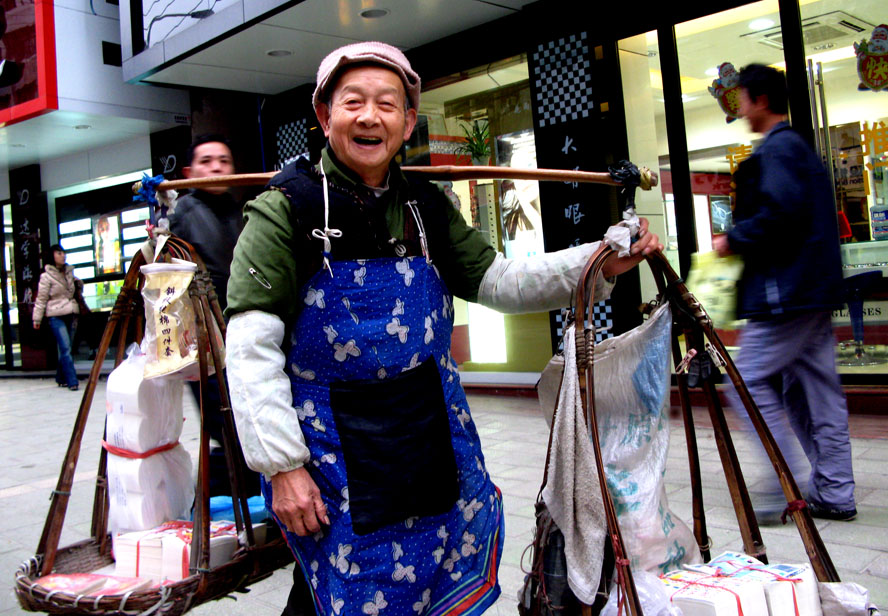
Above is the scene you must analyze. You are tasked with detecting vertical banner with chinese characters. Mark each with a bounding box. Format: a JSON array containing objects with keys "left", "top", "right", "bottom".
[
  {"left": 528, "top": 32, "right": 641, "bottom": 352},
  {"left": 9, "top": 165, "right": 50, "bottom": 369}
]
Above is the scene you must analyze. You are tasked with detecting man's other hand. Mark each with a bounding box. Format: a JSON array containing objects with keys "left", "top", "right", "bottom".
[
  {"left": 270, "top": 466, "right": 330, "bottom": 536},
  {"left": 601, "top": 217, "right": 664, "bottom": 278},
  {"left": 713, "top": 234, "right": 732, "bottom": 257}
]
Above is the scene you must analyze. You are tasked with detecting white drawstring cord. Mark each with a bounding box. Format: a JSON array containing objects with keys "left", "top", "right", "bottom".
[{"left": 311, "top": 165, "right": 342, "bottom": 277}]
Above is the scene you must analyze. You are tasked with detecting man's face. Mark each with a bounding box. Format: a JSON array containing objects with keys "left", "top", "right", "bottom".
[
  {"left": 184, "top": 142, "right": 234, "bottom": 195},
  {"left": 738, "top": 87, "right": 767, "bottom": 133},
  {"left": 315, "top": 66, "right": 417, "bottom": 187}
]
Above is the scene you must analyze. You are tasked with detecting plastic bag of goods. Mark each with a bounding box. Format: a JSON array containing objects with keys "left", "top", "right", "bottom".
[
  {"left": 106, "top": 343, "right": 184, "bottom": 451},
  {"left": 140, "top": 261, "right": 224, "bottom": 380},
  {"left": 105, "top": 344, "right": 193, "bottom": 533},
  {"left": 685, "top": 250, "right": 744, "bottom": 330},
  {"left": 107, "top": 446, "right": 193, "bottom": 534},
  {"left": 601, "top": 570, "right": 682, "bottom": 616}
]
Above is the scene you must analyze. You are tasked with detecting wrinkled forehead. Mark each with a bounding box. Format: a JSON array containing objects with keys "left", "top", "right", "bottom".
[
  {"left": 193, "top": 142, "right": 232, "bottom": 159},
  {"left": 326, "top": 64, "right": 408, "bottom": 103}
]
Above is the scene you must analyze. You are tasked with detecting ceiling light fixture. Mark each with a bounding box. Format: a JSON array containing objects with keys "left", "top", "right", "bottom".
[
  {"left": 359, "top": 8, "right": 389, "bottom": 19},
  {"left": 266, "top": 49, "right": 293, "bottom": 57},
  {"left": 74, "top": 124, "right": 92, "bottom": 130},
  {"left": 705, "top": 67, "right": 719, "bottom": 77},
  {"left": 748, "top": 18, "right": 775, "bottom": 31}
]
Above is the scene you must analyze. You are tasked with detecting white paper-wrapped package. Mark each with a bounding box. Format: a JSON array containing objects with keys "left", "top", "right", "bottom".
[
  {"left": 686, "top": 552, "right": 822, "bottom": 616},
  {"left": 106, "top": 344, "right": 184, "bottom": 453},
  {"left": 107, "top": 444, "right": 193, "bottom": 533},
  {"left": 660, "top": 569, "right": 768, "bottom": 616}
]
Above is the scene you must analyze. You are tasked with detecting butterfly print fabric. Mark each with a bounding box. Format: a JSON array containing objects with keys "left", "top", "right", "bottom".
[{"left": 263, "top": 256, "right": 504, "bottom": 616}]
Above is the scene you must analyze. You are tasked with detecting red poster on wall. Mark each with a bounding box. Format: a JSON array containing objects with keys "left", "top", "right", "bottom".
[{"left": 0, "top": 0, "right": 57, "bottom": 126}]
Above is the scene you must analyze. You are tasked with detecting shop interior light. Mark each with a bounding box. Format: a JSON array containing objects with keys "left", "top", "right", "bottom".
[
  {"left": 705, "top": 67, "right": 720, "bottom": 77},
  {"left": 748, "top": 18, "right": 775, "bottom": 31},
  {"left": 770, "top": 45, "right": 857, "bottom": 71}
]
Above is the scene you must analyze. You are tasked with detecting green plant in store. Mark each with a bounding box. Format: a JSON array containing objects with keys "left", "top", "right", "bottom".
[{"left": 455, "top": 120, "right": 491, "bottom": 164}]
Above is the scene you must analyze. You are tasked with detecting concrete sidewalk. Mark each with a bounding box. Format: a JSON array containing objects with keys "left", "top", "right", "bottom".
[{"left": 1, "top": 377, "right": 886, "bottom": 615}]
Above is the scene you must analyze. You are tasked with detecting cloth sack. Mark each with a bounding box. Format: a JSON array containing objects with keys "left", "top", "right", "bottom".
[{"left": 541, "top": 303, "right": 699, "bottom": 604}]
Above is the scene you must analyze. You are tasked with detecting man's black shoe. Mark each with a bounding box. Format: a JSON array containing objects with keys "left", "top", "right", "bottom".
[{"left": 807, "top": 502, "right": 857, "bottom": 521}]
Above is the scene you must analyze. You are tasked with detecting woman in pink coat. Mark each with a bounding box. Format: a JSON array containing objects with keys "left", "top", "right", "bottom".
[{"left": 33, "top": 245, "right": 83, "bottom": 391}]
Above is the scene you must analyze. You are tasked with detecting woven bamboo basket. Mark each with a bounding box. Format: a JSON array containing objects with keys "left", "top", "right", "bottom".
[{"left": 13, "top": 235, "right": 292, "bottom": 615}]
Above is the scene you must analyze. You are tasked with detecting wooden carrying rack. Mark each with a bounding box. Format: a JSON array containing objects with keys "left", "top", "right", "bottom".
[
  {"left": 568, "top": 247, "right": 840, "bottom": 615},
  {"left": 14, "top": 236, "right": 292, "bottom": 616}
]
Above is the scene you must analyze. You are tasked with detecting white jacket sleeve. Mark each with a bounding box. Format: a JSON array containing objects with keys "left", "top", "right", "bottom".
[
  {"left": 477, "top": 241, "right": 615, "bottom": 314},
  {"left": 226, "top": 310, "right": 309, "bottom": 477}
]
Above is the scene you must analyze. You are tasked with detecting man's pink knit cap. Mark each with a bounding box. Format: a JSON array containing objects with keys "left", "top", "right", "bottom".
[{"left": 313, "top": 41, "right": 421, "bottom": 110}]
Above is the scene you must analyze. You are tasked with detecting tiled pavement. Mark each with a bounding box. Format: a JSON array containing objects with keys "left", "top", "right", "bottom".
[{"left": 1, "top": 377, "right": 885, "bottom": 615}]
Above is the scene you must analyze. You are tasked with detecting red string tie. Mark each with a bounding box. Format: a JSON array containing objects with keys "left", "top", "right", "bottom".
[
  {"left": 668, "top": 575, "right": 745, "bottom": 616},
  {"left": 102, "top": 440, "right": 180, "bottom": 459},
  {"left": 781, "top": 500, "right": 807, "bottom": 525}
]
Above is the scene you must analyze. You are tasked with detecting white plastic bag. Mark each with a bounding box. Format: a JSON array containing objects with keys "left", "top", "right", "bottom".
[
  {"left": 819, "top": 582, "right": 879, "bottom": 616},
  {"left": 105, "top": 343, "right": 194, "bottom": 533},
  {"left": 107, "top": 445, "right": 194, "bottom": 533},
  {"left": 141, "top": 261, "right": 225, "bottom": 380},
  {"left": 601, "top": 570, "right": 683, "bottom": 616},
  {"left": 106, "top": 344, "right": 184, "bottom": 452}
]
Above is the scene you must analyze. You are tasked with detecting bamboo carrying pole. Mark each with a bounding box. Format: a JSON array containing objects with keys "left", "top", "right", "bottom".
[{"left": 133, "top": 164, "right": 658, "bottom": 193}]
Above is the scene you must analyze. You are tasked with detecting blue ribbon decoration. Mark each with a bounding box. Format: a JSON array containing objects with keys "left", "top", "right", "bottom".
[{"left": 134, "top": 173, "right": 165, "bottom": 225}]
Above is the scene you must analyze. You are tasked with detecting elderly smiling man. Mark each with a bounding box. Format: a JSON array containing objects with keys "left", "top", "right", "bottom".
[{"left": 224, "top": 42, "right": 661, "bottom": 616}]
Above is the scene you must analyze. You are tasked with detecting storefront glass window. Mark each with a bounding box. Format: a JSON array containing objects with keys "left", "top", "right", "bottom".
[
  {"left": 675, "top": 1, "right": 777, "bottom": 256},
  {"left": 417, "top": 55, "right": 552, "bottom": 377},
  {"left": 618, "top": 31, "right": 673, "bottom": 302},
  {"left": 669, "top": 0, "right": 887, "bottom": 376},
  {"left": 799, "top": 0, "right": 888, "bottom": 371},
  {"left": 52, "top": 173, "right": 151, "bottom": 313}
]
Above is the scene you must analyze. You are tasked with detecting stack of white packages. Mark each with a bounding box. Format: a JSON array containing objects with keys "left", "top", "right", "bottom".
[
  {"left": 685, "top": 551, "right": 822, "bottom": 616},
  {"left": 105, "top": 344, "right": 194, "bottom": 533},
  {"left": 113, "top": 521, "right": 240, "bottom": 581},
  {"left": 660, "top": 569, "right": 769, "bottom": 616},
  {"left": 661, "top": 550, "right": 823, "bottom": 616}
]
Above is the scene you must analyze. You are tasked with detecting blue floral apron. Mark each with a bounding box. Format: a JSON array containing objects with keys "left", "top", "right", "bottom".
[{"left": 263, "top": 254, "right": 503, "bottom": 616}]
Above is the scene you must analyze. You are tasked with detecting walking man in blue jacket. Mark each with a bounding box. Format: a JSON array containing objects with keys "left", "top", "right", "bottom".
[{"left": 714, "top": 64, "right": 856, "bottom": 523}]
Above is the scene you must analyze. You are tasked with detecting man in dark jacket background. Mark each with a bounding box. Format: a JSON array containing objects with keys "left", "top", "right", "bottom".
[
  {"left": 714, "top": 64, "right": 856, "bottom": 523},
  {"left": 170, "top": 134, "right": 243, "bottom": 310},
  {"left": 169, "top": 134, "right": 259, "bottom": 497}
]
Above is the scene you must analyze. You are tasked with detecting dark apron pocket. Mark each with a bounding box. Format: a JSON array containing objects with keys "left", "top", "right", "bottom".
[{"left": 329, "top": 357, "right": 458, "bottom": 535}]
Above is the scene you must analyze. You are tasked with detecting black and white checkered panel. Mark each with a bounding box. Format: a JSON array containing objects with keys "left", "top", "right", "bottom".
[
  {"left": 554, "top": 299, "right": 614, "bottom": 351},
  {"left": 531, "top": 32, "right": 594, "bottom": 128},
  {"left": 276, "top": 118, "right": 308, "bottom": 169}
]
